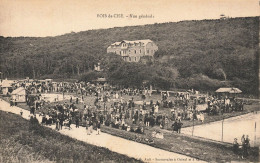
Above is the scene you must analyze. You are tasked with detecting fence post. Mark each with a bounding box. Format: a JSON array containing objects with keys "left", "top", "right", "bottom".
[
  {"left": 192, "top": 117, "right": 194, "bottom": 136},
  {"left": 254, "top": 122, "right": 256, "bottom": 147},
  {"left": 221, "top": 117, "right": 224, "bottom": 142}
]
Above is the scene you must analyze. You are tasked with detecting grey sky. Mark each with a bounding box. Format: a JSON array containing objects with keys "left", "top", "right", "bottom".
[{"left": 0, "top": 0, "right": 259, "bottom": 37}]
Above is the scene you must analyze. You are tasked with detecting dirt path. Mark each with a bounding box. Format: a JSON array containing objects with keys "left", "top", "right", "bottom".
[{"left": 0, "top": 99, "right": 204, "bottom": 163}]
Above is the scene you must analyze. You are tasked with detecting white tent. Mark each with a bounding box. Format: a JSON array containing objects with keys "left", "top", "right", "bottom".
[
  {"left": 1, "top": 79, "right": 16, "bottom": 95},
  {"left": 11, "top": 87, "right": 26, "bottom": 102},
  {"left": 215, "top": 87, "right": 242, "bottom": 94}
]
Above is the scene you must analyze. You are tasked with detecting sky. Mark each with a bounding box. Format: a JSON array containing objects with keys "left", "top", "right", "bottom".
[{"left": 0, "top": 0, "right": 259, "bottom": 37}]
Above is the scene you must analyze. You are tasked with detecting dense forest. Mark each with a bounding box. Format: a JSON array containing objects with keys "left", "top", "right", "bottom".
[{"left": 0, "top": 17, "right": 259, "bottom": 95}]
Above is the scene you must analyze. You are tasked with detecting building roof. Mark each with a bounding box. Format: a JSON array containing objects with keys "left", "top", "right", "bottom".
[
  {"left": 0, "top": 80, "right": 16, "bottom": 88},
  {"left": 11, "top": 87, "right": 26, "bottom": 95},
  {"left": 123, "top": 39, "right": 152, "bottom": 45},
  {"left": 109, "top": 39, "right": 153, "bottom": 47},
  {"left": 111, "top": 41, "right": 122, "bottom": 46}
]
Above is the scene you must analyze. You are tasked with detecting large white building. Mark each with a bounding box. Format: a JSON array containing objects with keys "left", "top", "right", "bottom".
[{"left": 107, "top": 39, "right": 158, "bottom": 62}]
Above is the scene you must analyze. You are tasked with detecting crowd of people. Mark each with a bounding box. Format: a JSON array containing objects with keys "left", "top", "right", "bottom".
[
  {"left": 19, "top": 82, "right": 190, "bottom": 135},
  {"left": 206, "top": 96, "right": 244, "bottom": 115},
  {"left": 11, "top": 80, "right": 246, "bottom": 137}
]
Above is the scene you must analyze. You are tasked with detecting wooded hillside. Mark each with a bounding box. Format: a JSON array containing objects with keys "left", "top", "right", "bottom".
[{"left": 0, "top": 17, "right": 258, "bottom": 95}]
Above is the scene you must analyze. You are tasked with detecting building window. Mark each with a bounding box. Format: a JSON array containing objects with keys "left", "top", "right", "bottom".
[
  {"left": 140, "top": 49, "right": 141, "bottom": 53},
  {"left": 135, "top": 50, "right": 136, "bottom": 54},
  {"left": 147, "top": 50, "right": 149, "bottom": 53},
  {"left": 129, "top": 57, "right": 131, "bottom": 61},
  {"left": 135, "top": 57, "right": 136, "bottom": 61}
]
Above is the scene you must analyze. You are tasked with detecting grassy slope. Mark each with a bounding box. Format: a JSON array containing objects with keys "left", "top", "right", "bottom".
[{"left": 0, "top": 111, "right": 142, "bottom": 163}]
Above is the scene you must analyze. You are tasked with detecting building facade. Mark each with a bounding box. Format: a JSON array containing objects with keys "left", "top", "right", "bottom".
[{"left": 107, "top": 39, "right": 158, "bottom": 62}]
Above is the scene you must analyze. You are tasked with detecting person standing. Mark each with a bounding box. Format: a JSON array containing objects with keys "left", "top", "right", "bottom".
[
  {"left": 245, "top": 135, "right": 250, "bottom": 148},
  {"left": 20, "top": 109, "right": 23, "bottom": 116},
  {"left": 96, "top": 121, "right": 101, "bottom": 135},
  {"left": 14, "top": 99, "right": 17, "bottom": 106},
  {"left": 241, "top": 135, "right": 246, "bottom": 159},
  {"left": 233, "top": 138, "right": 239, "bottom": 155},
  {"left": 177, "top": 120, "right": 183, "bottom": 134},
  {"left": 244, "top": 135, "right": 250, "bottom": 158},
  {"left": 68, "top": 118, "right": 72, "bottom": 130},
  {"left": 154, "top": 104, "right": 159, "bottom": 113},
  {"left": 76, "top": 97, "right": 79, "bottom": 104},
  {"left": 75, "top": 117, "right": 79, "bottom": 128},
  {"left": 200, "top": 112, "right": 205, "bottom": 123},
  {"left": 172, "top": 120, "right": 178, "bottom": 133},
  {"left": 165, "top": 116, "right": 169, "bottom": 129},
  {"left": 86, "top": 119, "right": 90, "bottom": 135},
  {"left": 59, "top": 118, "right": 63, "bottom": 130},
  {"left": 88, "top": 120, "right": 93, "bottom": 135},
  {"left": 90, "top": 120, "right": 93, "bottom": 134},
  {"left": 31, "top": 106, "right": 35, "bottom": 115},
  {"left": 10, "top": 99, "right": 13, "bottom": 107},
  {"left": 55, "top": 118, "right": 60, "bottom": 130}
]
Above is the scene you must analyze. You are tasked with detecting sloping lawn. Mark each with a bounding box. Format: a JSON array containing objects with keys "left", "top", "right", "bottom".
[{"left": 0, "top": 111, "right": 142, "bottom": 163}]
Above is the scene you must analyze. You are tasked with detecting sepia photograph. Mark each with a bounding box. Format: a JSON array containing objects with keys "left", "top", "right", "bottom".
[{"left": 0, "top": 0, "right": 259, "bottom": 162}]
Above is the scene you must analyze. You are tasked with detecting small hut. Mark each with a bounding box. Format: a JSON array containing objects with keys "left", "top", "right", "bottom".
[
  {"left": 11, "top": 87, "right": 26, "bottom": 102},
  {"left": 1, "top": 80, "right": 16, "bottom": 95},
  {"left": 215, "top": 87, "right": 242, "bottom": 98}
]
